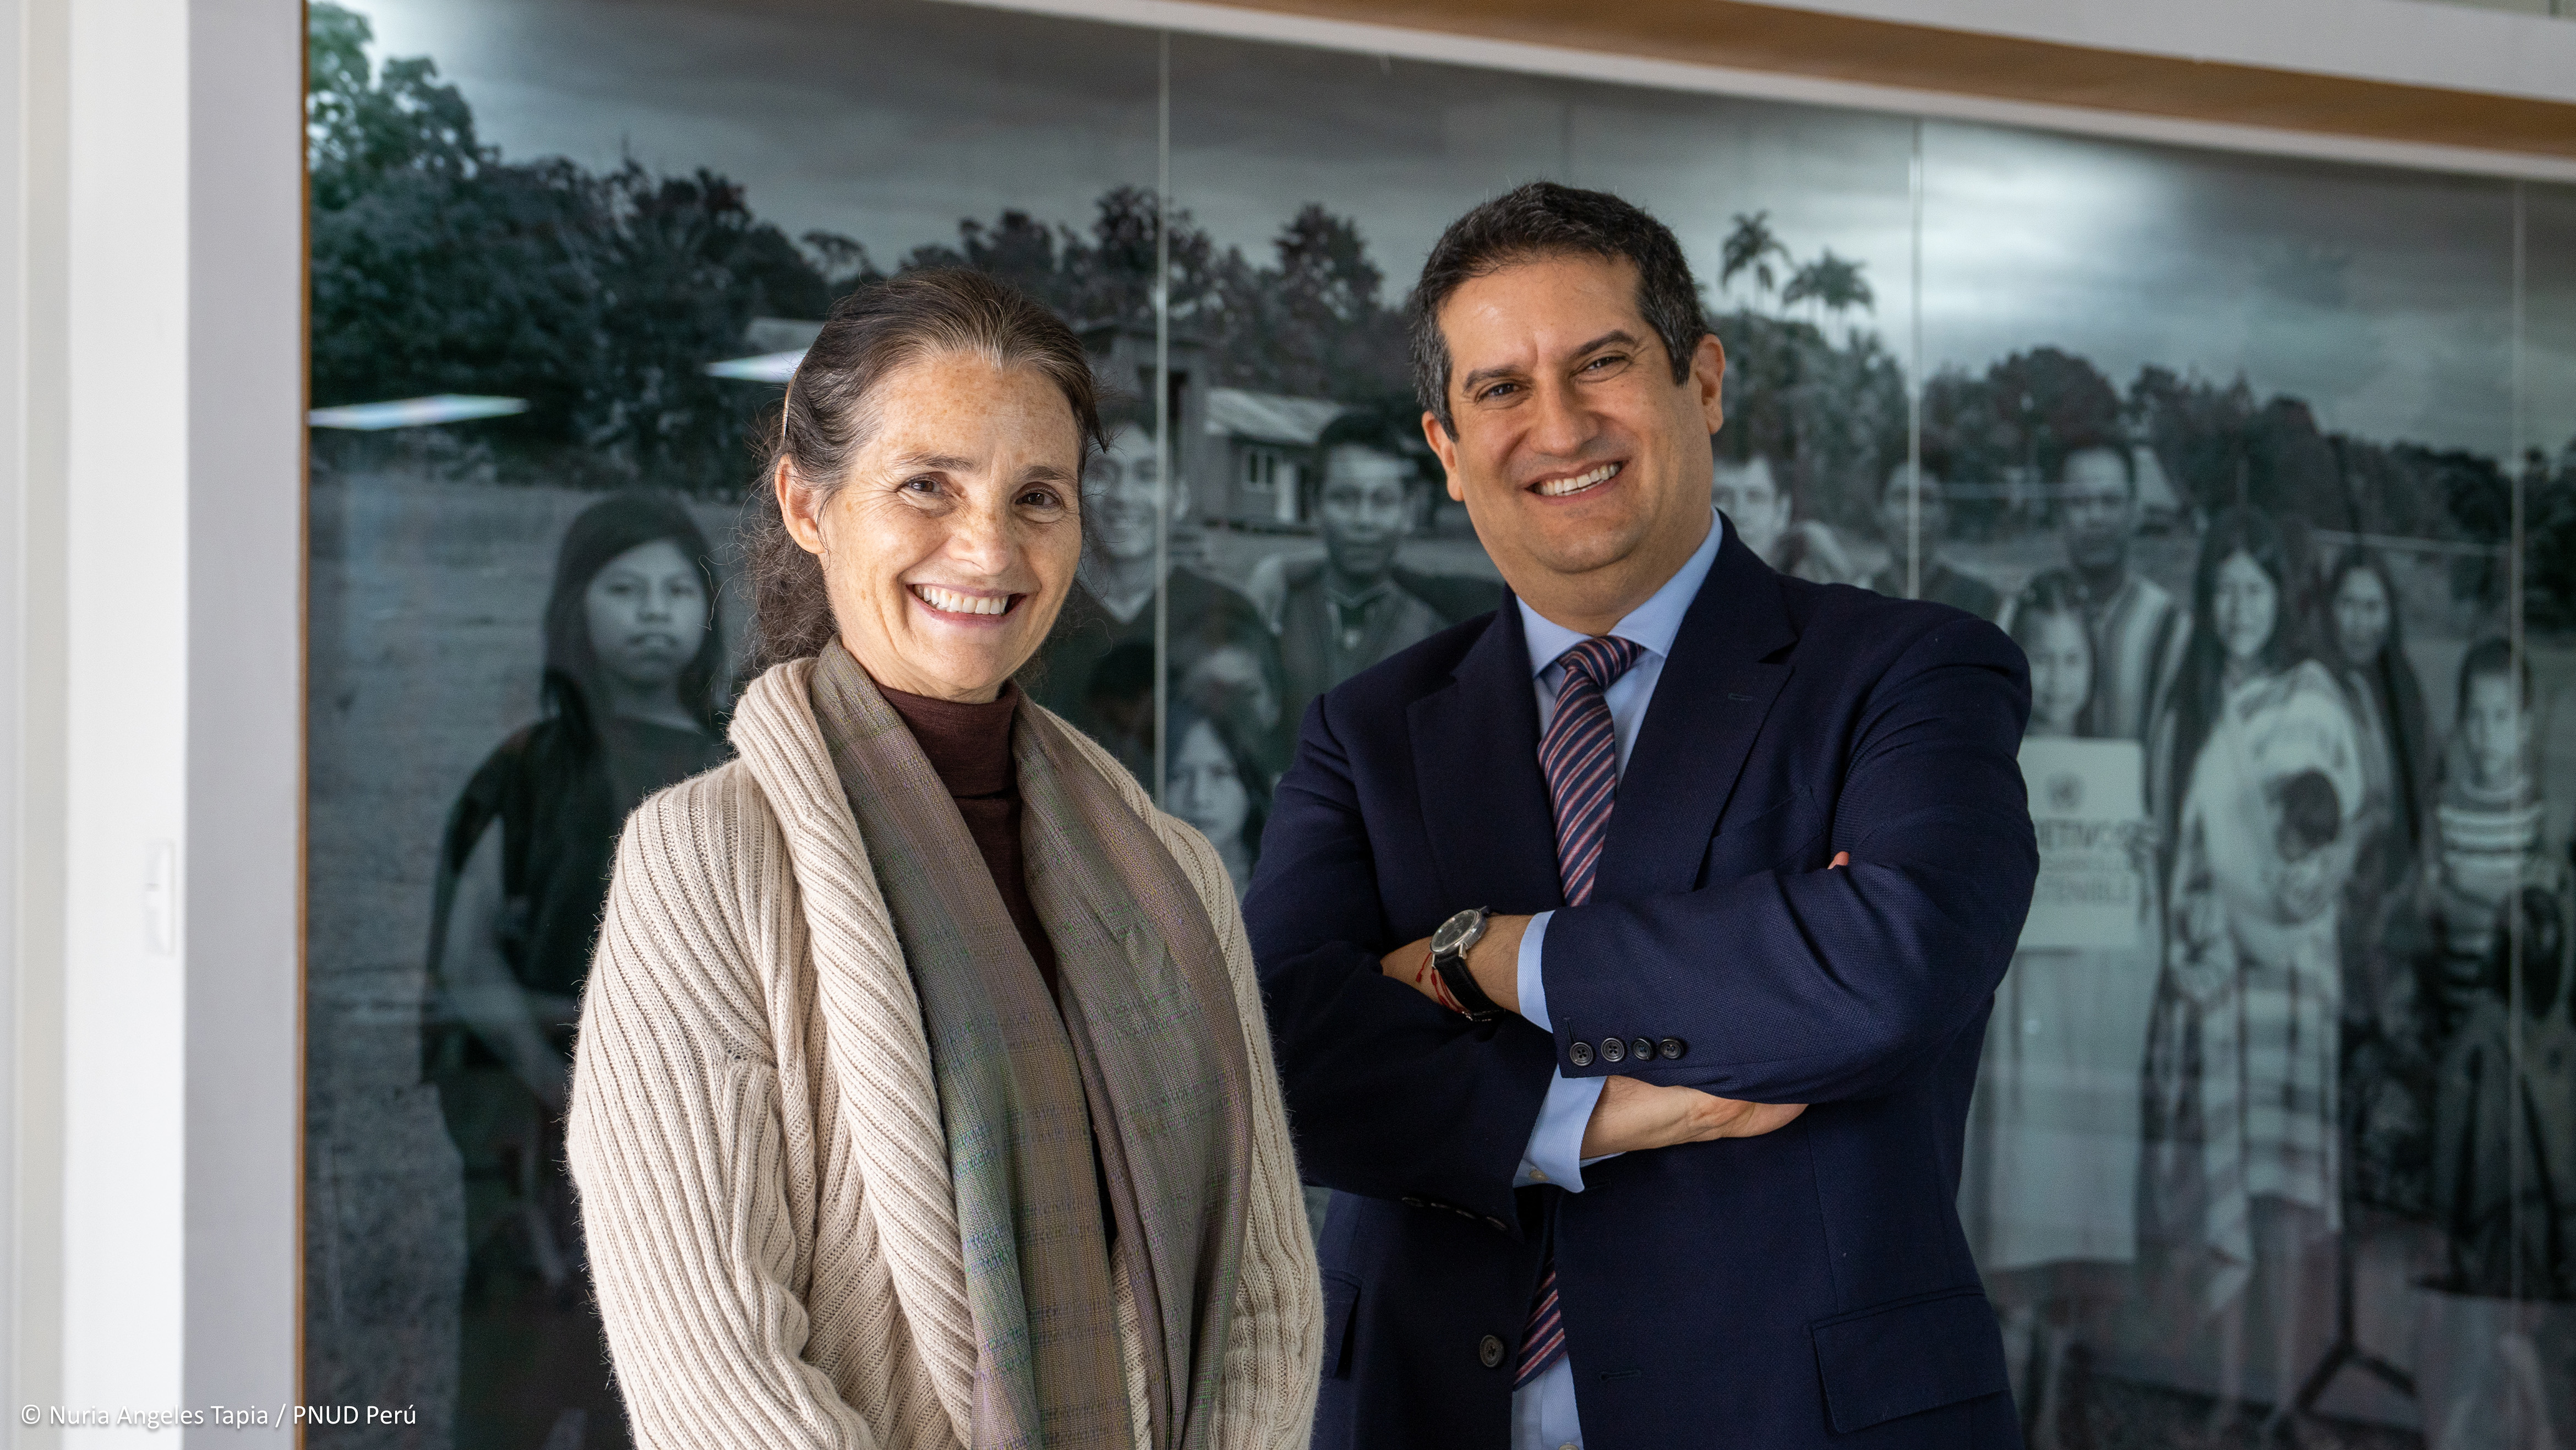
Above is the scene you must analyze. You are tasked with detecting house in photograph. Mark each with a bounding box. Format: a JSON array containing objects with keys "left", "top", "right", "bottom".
[{"left": 1202, "top": 386, "right": 1349, "bottom": 528}]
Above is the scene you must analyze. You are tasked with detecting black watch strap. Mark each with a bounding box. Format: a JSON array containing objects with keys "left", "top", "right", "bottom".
[{"left": 1433, "top": 948, "right": 1506, "bottom": 1022}]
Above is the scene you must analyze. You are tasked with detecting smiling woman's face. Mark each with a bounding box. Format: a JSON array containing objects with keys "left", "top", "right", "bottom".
[{"left": 780, "top": 349, "right": 1085, "bottom": 702}]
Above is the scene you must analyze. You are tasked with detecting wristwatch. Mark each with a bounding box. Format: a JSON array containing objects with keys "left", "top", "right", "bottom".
[{"left": 1428, "top": 907, "right": 1506, "bottom": 1023}]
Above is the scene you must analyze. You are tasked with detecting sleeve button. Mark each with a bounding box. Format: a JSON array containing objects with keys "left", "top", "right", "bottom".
[
  {"left": 1630, "top": 1037, "right": 1656, "bottom": 1064},
  {"left": 1479, "top": 1334, "right": 1506, "bottom": 1369},
  {"left": 1601, "top": 1037, "right": 1627, "bottom": 1064},
  {"left": 1658, "top": 1037, "right": 1687, "bottom": 1060},
  {"left": 1568, "top": 1040, "right": 1594, "bottom": 1067}
]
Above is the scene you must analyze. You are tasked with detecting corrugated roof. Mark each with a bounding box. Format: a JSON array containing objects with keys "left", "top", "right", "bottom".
[{"left": 1205, "top": 387, "right": 1347, "bottom": 446}]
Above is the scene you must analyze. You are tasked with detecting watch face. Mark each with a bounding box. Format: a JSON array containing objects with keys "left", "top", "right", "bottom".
[{"left": 1430, "top": 907, "right": 1485, "bottom": 955}]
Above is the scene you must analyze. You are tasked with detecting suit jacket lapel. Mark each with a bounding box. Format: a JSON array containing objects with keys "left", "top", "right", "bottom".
[
  {"left": 1409, "top": 602, "right": 1567, "bottom": 917},
  {"left": 1594, "top": 528, "right": 1797, "bottom": 900}
]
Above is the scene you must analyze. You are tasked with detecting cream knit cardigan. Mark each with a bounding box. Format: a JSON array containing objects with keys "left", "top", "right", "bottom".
[{"left": 566, "top": 659, "right": 1323, "bottom": 1450}]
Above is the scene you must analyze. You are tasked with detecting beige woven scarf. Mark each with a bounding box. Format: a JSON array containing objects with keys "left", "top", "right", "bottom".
[{"left": 811, "top": 644, "right": 1251, "bottom": 1450}]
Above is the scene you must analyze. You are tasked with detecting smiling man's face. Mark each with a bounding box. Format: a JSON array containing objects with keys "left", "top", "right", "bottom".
[{"left": 1423, "top": 252, "right": 1724, "bottom": 633}]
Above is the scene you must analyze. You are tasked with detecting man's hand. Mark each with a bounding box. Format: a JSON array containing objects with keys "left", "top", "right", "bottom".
[
  {"left": 1580, "top": 1076, "right": 1807, "bottom": 1156},
  {"left": 1379, "top": 913, "right": 1531, "bottom": 1014}
]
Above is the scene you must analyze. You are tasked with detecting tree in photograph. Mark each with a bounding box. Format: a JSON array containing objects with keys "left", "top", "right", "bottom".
[
  {"left": 308, "top": 1, "right": 840, "bottom": 492},
  {"left": 1711, "top": 307, "right": 1908, "bottom": 533},
  {"left": 1209, "top": 204, "right": 1410, "bottom": 403},
  {"left": 1719, "top": 211, "right": 1791, "bottom": 303},
  {"left": 1780, "top": 249, "right": 1875, "bottom": 326}
]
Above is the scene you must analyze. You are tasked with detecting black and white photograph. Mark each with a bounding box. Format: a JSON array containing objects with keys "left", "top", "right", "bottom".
[{"left": 292, "top": 1, "right": 2576, "bottom": 1447}]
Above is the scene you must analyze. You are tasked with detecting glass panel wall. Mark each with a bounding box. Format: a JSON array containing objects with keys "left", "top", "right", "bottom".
[
  {"left": 303, "top": 1, "right": 2576, "bottom": 1443},
  {"left": 1917, "top": 120, "right": 2551, "bottom": 1447},
  {"left": 304, "top": 2, "right": 1158, "bottom": 1446}
]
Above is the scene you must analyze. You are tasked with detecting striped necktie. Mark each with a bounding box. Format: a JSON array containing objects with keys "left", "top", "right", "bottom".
[{"left": 1516, "top": 633, "right": 1644, "bottom": 1390}]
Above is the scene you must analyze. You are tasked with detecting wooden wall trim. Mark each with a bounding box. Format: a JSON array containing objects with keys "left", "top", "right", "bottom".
[{"left": 1187, "top": 0, "right": 2576, "bottom": 161}]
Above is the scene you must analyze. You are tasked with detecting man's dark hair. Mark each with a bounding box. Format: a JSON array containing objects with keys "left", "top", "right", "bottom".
[{"left": 1406, "top": 182, "right": 1707, "bottom": 436}]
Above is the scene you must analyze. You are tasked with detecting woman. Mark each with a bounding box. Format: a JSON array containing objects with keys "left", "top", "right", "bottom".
[
  {"left": 2317, "top": 547, "right": 2434, "bottom": 1218},
  {"left": 2141, "top": 507, "right": 2366, "bottom": 1436},
  {"left": 565, "top": 270, "right": 1321, "bottom": 1450},
  {"left": 2320, "top": 547, "right": 2431, "bottom": 885},
  {"left": 1165, "top": 700, "right": 1269, "bottom": 900},
  {"left": 424, "top": 490, "right": 732, "bottom": 1447},
  {"left": 1960, "top": 576, "right": 2158, "bottom": 1448}
]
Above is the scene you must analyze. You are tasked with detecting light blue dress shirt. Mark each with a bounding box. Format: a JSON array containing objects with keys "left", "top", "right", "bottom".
[{"left": 1505, "top": 509, "right": 1723, "bottom": 1450}]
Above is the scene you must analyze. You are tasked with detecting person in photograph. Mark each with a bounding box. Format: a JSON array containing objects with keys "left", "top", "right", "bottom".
[
  {"left": 2417, "top": 885, "right": 2574, "bottom": 1450},
  {"left": 2424, "top": 639, "right": 2560, "bottom": 1029},
  {"left": 423, "top": 489, "right": 733, "bottom": 1450},
  {"left": 1166, "top": 697, "right": 1271, "bottom": 900},
  {"left": 2140, "top": 505, "right": 2367, "bottom": 1439},
  {"left": 2019, "top": 441, "right": 2188, "bottom": 745},
  {"left": 1273, "top": 410, "right": 1504, "bottom": 731},
  {"left": 1080, "top": 637, "right": 1158, "bottom": 786},
  {"left": 1869, "top": 465, "right": 2003, "bottom": 621},
  {"left": 564, "top": 271, "right": 1322, "bottom": 1450},
  {"left": 1711, "top": 451, "right": 1858, "bottom": 584},
  {"left": 2432, "top": 885, "right": 2575, "bottom": 1299},
  {"left": 1033, "top": 399, "right": 1284, "bottom": 778},
  {"left": 1249, "top": 182, "right": 2032, "bottom": 1450},
  {"left": 1958, "top": 575, "right": 2158, "bottom": 1449},
  {"left": 2321, "top": 547, "right": 2433, "bottom": 882},
  {"left": 2317, "top": 546, "right": 2437, "bottom": 1217}
]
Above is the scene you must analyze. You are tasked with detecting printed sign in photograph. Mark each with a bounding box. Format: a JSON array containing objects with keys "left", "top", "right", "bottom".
[{"left": 2018, "top": 737, "right": 2145, "bottom": 950}]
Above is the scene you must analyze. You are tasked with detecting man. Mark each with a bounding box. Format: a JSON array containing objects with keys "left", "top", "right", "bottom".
[
  {"left": 1031, "top": 405, "right": 1283, "bottom": 771},
  {"left": 1275, "top": 410, "right": 1505, "bottom": 732},
  {"left": 1246, "top": 182, "right": 2034, "bottom": 1450},
  {"left": 1869, "top": 465, "right": 2003, "bottom": 620},
  {"left": 1711, "top": 452, "right": 1856, "bottom": 584},
  {"left": 2014, "top": 441, "right": 2184, "bottom": 743}
]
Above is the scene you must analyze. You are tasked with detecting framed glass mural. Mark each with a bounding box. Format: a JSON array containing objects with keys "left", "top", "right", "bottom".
[{"left": 303, "top": 0, "right": 2576, "bottom": 1444}]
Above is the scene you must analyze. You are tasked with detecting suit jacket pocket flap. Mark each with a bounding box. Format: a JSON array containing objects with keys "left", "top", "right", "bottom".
[{"left": 1809, "top": 1288, "right": 2008, "bottom": 1433}]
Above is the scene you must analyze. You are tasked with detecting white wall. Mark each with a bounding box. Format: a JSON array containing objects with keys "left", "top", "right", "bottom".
[{"left": 7, "top": 0, "right": 302, "bottom": 1443}]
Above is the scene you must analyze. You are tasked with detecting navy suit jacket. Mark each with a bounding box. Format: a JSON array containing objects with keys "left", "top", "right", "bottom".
[{"left": 1243, "top": 525, "right": 2038, "bottom": 1450}]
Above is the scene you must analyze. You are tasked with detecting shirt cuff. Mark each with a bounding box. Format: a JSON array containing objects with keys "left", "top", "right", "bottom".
[
  {"left": 1516, "top": 909, "right": 1555, "bottom": 1031},
  {"left": 1515, "top": 1071, "right": 1608, "bottom": 1191}
]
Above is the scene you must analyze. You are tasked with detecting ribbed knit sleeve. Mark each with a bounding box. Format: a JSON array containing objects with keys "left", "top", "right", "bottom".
[{"left": 566, "top": 768, "right": 893, "bottom": 1450}]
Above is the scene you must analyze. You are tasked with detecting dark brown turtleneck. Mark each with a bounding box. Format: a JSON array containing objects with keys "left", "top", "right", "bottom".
[{"left": 876, "top": 679, "right": 1059, "bottom": 991}]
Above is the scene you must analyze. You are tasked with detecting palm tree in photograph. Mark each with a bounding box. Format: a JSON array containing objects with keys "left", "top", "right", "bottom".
[
  {"left": 1720, "top": 210, "right": 1792, "bottom": 305},
  {"left": 1782, "top": 249, "right": 1875, "bottom": 330}
]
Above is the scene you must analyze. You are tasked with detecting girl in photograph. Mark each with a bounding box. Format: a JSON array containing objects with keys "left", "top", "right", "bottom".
[
  {"left": 565, "top": 271, "right": 1320, "bottom": 1450},
  {"left": 1164, "top": 699, "right": 1271, "bottom": 901},
  {"left": 1960, "top": 575, "right": 2160, "bottom": 1449},
  {"left": 424, "top": 489, "right": 733, "bottom": 1448},
  {"left": 2141, "top": 506, "right": 2368, "bottom": 1438}
]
